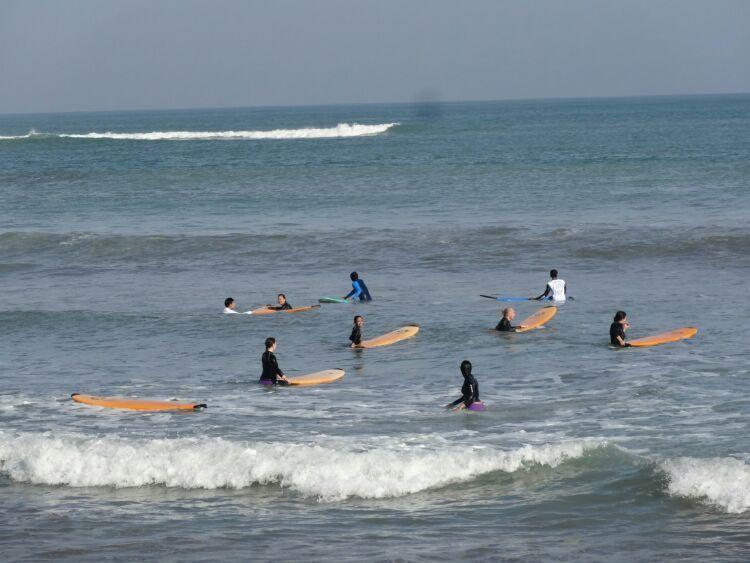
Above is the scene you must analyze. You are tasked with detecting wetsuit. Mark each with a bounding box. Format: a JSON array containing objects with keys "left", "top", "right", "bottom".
[
  {"left": 495, "top": 317, "right": 515, "bottom": 332},
  {"left": 345, "top": 279, "right": 372, "bottom": 302},
  {"left": 259, "top": 350, "right": 288, "bottom": 385},
  {"left": 448, "top": 366, "right": 480, "bottom": 408},
  {"left": 610, "top": 322, "right": 630, "bottom": 347},
  {"left": 268, "top": 302, "right": 293, "bottom": 310},
  {"left": 349, "top": 325, "right": 362, "bottom": 346}
]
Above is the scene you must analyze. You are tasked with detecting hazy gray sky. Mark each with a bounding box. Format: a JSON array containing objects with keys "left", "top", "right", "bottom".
[{"left": 1, "top": 0, "right": 748, "bottom": 113}]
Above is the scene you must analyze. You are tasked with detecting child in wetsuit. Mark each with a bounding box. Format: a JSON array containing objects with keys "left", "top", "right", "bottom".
[
  {"left": 496, "top": 307, "right": 517, "bottom": 331},
  {"left": 610, "top": 310, "right": 631, "bottom": 347},
  {"left": 447, "top": 360, "right": 480, "bottom": 410},
  {"left": 344, "top": 272, "right": 372, "bottom": 302},
  {"left": 267, "top": 293, "right": 293, "bottom": 310},
  {"left": 349, "top": 315, "right": 364, "bottom": 348},
  {"left": 259, "top": 337, "right": 290, "bottom": 385}
]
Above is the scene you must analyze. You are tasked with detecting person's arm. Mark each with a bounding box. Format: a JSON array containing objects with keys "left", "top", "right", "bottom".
[
  {"left": 615, "top": 334, "right": 631, "bottom": 347},
  {"left": 271, "top": 355, "right": 284, "bottom": 377},
  {"left": 533, "top": 284, "right": 551, "bottom": 301},
  {"left": 446, "top": 397, "right": 464, "bottom": 408},
  {"left": 344, "top": 284, "right": 359, "bottom": 299},
  {"left": 462, "top": 381, "right": 476, "bottom": 408}
]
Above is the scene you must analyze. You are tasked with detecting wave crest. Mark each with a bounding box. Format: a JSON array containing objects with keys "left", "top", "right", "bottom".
[
  {"left": 662, "top": 456, "right": 750, "bottom": 514},
  {"left": 0, "top": 123, "right": 397, "bottom": 141},
  {"left": 0, "top": 432, "right": 601, "bottom": 500}
]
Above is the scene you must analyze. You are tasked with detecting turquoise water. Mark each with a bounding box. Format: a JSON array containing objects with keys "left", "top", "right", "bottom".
[{"left": 1, "top": 95, "right": 749, "bottom": 560}]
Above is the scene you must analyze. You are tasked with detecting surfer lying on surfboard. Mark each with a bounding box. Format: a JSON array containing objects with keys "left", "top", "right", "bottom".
[
  {"left": 610, "top": 311, "right": 631, "bottom": 347},
  {"left": 223, "top": 297, "right": 252, "bottom": 314},
  {"left": 349, "top": 315, "right": 364, "bottom": 348},
  {"left": 446, "top": 360, "right": 482, "bottom": 411},
  {"left": 259, "top": 337, "right": 290, "bottom": 385},
  {"left": 266, "top": 293, "right": 293, "bottom": 310},
  {"left": 344, "top": 271, "right": 372, "bottom": 302}
]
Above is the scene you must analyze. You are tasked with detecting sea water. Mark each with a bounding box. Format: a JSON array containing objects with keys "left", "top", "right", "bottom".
[{"left": 1, "top": 95, "right": 749, "bottom": 560}]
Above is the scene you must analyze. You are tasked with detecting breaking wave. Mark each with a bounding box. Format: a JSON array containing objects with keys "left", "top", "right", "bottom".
[
  {"left": 0, "top": 123, "right": 398, "bottom": 141},
  {"left": 661, "top": 456, "right": 750, "bottom": 514}
]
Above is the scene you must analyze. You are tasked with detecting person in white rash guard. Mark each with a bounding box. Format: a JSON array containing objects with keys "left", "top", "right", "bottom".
[
  {"left": 223, "top": 297, "right": 252, "bottom": 314},
  {"left": 533, "top": 269, "right": 567, "bottom": 302}
]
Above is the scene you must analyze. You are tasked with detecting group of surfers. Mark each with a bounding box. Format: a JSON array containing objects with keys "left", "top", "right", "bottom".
[{"left": 223, "top": 268, "right": 637, "bottom": 408}]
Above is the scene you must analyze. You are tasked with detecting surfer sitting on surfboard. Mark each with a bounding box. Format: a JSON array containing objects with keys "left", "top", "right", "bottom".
[
  {"left": 610, "top": 311, "right": 631, "bottom": 347},
  {"left": 446, "top": 360, "right": 481, "bottom": 411},
  {"left": 533, "top": 269, "right": 567, "bottom": 302},
  {"left": 496, "top": 307, "right": 519, "bottom": 331},
  {"left": 344, "top": 271, "right": 372, "bottom": 302},
  {"left": 349, "top": 315, "right": 364, "bottom": 348},
  {"left": 266, "top": 293, "right": 293, "bottom": 311},
  {"left": 259, "top": 337, "right": 290, "bottom": 385}
]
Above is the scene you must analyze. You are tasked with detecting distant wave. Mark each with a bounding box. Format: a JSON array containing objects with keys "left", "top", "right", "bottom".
[
  {"left": 0, "top": 123, "right": 398, "bottom": 141},
  {"left": 0, "top": 431, "right": 601, "bottom": 500}
]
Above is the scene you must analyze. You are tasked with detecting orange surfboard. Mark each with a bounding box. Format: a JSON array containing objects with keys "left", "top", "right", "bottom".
[
  {"left": 71, "top": 393, "right": 206, "bottom": 411},
  {"left": 288, "top": 369, "right": 345, "bottom": 386},
  {"left": 515, "top": 306, "right": 557, "bottom": 333},
  {"left": 628, "top": 327, "right": 697, "bottom": 347},
  {"left": 251, "top": 305, "right": 321, "bottom": 315},
  {"left": 359, "top": 325, "right": 420, "bottom": 348}
]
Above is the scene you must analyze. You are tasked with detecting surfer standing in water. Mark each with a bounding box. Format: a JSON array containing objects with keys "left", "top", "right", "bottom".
[
  {"left": 610, "top": 311, "right": 631, "bottom": 347},
  {"left": 447, "top": 360, "right": 481, "bottom": 410},
  {"left": 349, "top": 315, "right": 364, "bottom": 348},
  {"left": 266, "top": 293, "right": 293, "bottom": 310},
  {"left": 259, "top": 337, "right": 290, "bottom": 385},
  {"left": 344, "top": 271, "right": 372, "bottom": 302},
  {"left": 533, "top": 269, "right": 567, "bottom": 302}
]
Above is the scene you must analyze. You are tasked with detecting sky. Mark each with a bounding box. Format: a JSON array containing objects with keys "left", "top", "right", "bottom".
[{"left": 1, "top": 0, "right": 749, "bottom": 113}]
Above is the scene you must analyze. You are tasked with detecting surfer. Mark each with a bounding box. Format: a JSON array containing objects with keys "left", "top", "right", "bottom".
[
  {"left": 495, "top": 307, "right": 518, "bottom": 331},
  {"left": 344, "top": 271, "right": 372, "bottom": 302},
  {"left": 266, "top": 293, "right": 293, "bottom": 310},
  {"left": 533, "top": 269, "right": 567, "bottom": 302},
  {"left": 259, "top": 337, "right": 290, "bottom": 385},
  {"left": 223, "top": 297, "right": 239, "bottom": 314},
  {"left": 349, "top": 315, "right": 364, "bottom": 348},
  {"left": 446, "top": 360, "right": 480, "bottom": 410},
  {"left": 610, "top": 311, "right": 631, "bottom": 347}
]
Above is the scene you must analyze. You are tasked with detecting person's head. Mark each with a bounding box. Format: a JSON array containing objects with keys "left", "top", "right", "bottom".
[
  {"left": 264, "top": 337, "right": 276, "bottom": 352},
  {"left": 350, "top": 271, "right": 359, "bottom": 281},
  {"left": 354, "top": 315, "right": 364, "bottom": 327},
  {"left": 502, "top": 307, "right": 515, "bottom": 320},
  {"left": 550, "top": 269, "right": 558, "bottom": 279},
  {"left": 224, "top": 297, "right": 235, "bottom": 309},
  {"left": 614, "top": 310, "right": 627, "bottom": 324},
  {"left": 277, "top": 293, "right": 287, "bottom": 305},
  {"left": 460, "top": 360, "right": 472, "bottom": 377}
]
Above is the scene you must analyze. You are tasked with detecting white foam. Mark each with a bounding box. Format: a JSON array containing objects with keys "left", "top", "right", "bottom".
[
  {"left": 662, "top": 456, "right": 750, "bottom": 513},
  {"left": 0, "top": 431, "right": 601, "bottom": 500},
  {"left": 0, "top": 123, "right": 397, "bottom": 141}
]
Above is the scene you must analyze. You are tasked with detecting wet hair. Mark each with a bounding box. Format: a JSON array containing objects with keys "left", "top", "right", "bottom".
[
  {"left": 278, "top": 293, "right": 286, "bottom": 300},
  {"left": 502, "top": 307, "right": 511, "bottom": 317},
  {"left": 460, "top": 360, "right": 472, "bottom": 377},
  {"left": 354, "top": 315, "right": 363, "bottom": 323},
  {"left": 550, "top": 269, "right": 558, "bottom": 278},
  {"left": 350, "top": 271, "right": 359, "bottom": 281},
  {"left": 264, "top": 337, "right": 276, "bottom": 350},
  {"left": 224, "top": 297, "right": 234, "bottom": 307},
  {"left": 614, "top": 310, "right": 627, "bottom": 322}
]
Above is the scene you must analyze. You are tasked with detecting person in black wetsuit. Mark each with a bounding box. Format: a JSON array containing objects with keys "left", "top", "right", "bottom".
[
  {"left": 344, "top": 272, "right": 372, "bottom": 302},
  {"left": 446, "top": 360, "right": 480, "bottom": 410},
  {"left": 266, "top": 294, "right": 293, "bottom": 310},
  {"left": 496, "top": 307, "right": 518, "bottom": 332},
  {"left": 259, "top": 337, "right": 290, "bottom": 385},
  {"left": 610, "top": 310, "right": 631, "bottom": 347},
  {"left": 349, "top": 315, "right": 364, "bottom": 348}
]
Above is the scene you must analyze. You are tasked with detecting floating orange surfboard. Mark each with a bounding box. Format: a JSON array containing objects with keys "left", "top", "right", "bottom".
[
  {"left": 71, "top": 393, "right": 206, "bottom": 411},
  {"left": 251, "top": 305, "right": 321, "bottom": 315},
  {"left": 287, "top": 369, "right": 345, "bottom": 386},
  {"left": 359, "top": 325, "right": 420, "bottom": 348},
  {"left": 515, "top": 306, "right": 557, "bottom": 333},
  {"left": 628, "top": 327, "right": 697, "bottom": 347}
]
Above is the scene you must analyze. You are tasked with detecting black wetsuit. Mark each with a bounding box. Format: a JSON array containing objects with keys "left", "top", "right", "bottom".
[
  {"left": 495, "top": 317, "right": 515, "bottom": 332},
  {"left": 349, "top": 325, "right": 362, "bottom": 346},
  {"left": 610, "top": 322, "right": 629, "bottom": 347},
  {"left": 268, "top": 302, "right": 293, "bottom": 310},
  {"left": 449, "top": 371, "right": 479, "bottom": 408},
  {"left": 260, "top": 350, "right": 287, "bottom": 384}
]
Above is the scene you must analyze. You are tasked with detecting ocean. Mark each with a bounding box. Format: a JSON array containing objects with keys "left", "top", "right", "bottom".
[{"left": 1, "top": 95, "right": 749, "bottom": 561}]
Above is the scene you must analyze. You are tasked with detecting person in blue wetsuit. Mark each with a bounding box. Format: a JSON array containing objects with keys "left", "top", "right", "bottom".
[
  {"left": 344, "top": 271, "right": 372, "bottom": 302},
  {"left": 446, "top": 360, "right": 480, "bottom": 410}
]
